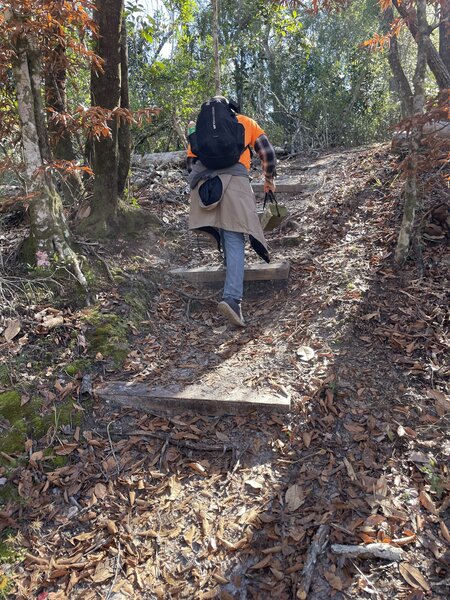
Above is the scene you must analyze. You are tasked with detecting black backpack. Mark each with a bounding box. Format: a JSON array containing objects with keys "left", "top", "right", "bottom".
[{"left": 189, "top": 100, "right": 246, "bottom": 170}]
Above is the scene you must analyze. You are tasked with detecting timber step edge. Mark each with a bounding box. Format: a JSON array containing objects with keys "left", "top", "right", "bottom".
[{"left": 95, "top": 382, "right": 291, "bottom": 415}]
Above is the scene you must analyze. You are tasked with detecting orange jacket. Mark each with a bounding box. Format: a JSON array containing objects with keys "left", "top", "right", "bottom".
[{"left": 187, "top": 113, "right": 265, "bottom": 171}]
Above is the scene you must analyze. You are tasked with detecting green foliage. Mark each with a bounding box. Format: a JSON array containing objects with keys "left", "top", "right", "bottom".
[{"left": 124, "top": 0, "right": 406, "bottom": 152}]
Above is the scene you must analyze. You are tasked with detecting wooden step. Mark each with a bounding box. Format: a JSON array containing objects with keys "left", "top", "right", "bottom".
[
  {"left": 95, "top": 382, "right": 291, "bottom": 416},
  {"left": 170, "top": 261, "right": 290, "bottom": 284},
  {"left": 251, "top": 177, "right": 314, "bottom": 193}
]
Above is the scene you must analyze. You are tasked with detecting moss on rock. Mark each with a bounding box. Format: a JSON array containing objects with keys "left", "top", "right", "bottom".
[
  {"left": 0, "top": 392, "right": 86, "bottom": 465},
  {"left": 64, "top": 358, "right": 92, "bottom": 377},
  {"left": 83, "top": 310, "right": 130, "bottom": 367},
  {"left": 0, "top": 365, "right": 10, "bottom": 387}
]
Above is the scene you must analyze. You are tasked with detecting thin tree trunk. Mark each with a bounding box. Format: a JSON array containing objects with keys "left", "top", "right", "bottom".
[
  {"left": 45, "top": 43, "right": 85, "bottom": 205},
  {"left": 395, "top": 0, "right": 428, "bottom": 266},
  {"left": 212, "top": 0, "right": 221, "bottom": 94},
  {"left": 7, "top": 16, "right": 86, "bottom": 286},
  {"left": 118, "top": 12, "right": 131, "bottom": 197},
  {"left": 382, "top": 7, "right": 413, "bottom": 118},
  {"left": 84, "top": 0, "right": 123, "bottom": 234},
  {"left": 392, "top": 0, "right": 450, "bottom": 89},
  {"left": 439, "top": 0, "right": 450, "bottom": 73}
]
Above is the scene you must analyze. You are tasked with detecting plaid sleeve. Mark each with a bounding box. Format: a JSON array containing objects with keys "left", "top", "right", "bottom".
[{"left": 253, "top": 134, "right": 277, "bottom": 181}]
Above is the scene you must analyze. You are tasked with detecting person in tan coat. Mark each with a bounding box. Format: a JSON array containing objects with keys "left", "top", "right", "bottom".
[{"left": 187, "top": 97, "right": 276, "bottom": 327}]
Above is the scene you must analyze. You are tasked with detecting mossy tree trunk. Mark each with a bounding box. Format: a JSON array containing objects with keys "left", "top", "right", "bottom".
[
  {"left": 8, "top": 13, "right": 86, "bottom": 287},
  {"left": 82, "top": 0, "right": 123, "bottom": 235},
  {"left": 118, "top": 12, "right": 131, "bottom": 198},
  {"left": 45, "top": 42, "right": 85, "bottom": 206},
  {"left": 394, "top": 0, "right": 428, "bottom": 267}
]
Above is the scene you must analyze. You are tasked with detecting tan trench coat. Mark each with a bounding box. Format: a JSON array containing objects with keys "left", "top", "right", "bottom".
[{"left": 189, "top": 174, "right": 269, "bottom": 262}]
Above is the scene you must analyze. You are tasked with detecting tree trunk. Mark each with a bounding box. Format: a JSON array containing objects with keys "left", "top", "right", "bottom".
[
  {"left": 382, "top": 7, "right": 413, "bottom": 118},
  {"left": 439, "top": 0, "right": 450, "bottom": 73},
  {"left": 45, "top": 42, "right": 85, "bottom": 205},
  {"left": 392, "top": 0, "right": 450, "bottom": 89},
  {"left": 262, "top": 26, "right": 290, "bottom": 132},
  {"left": 395, "top": 0, "right": 428, "bottom": 266},
  {"left": 118, "top": 12, "right": 131, "bottom": 197},
  {"left": 212, "top": 0, "right": 221, "bottom": 94},
  {"left": 84, "top": 0, "right": 123, "bottom": 235},
  {"left": 8, "top": 20, "right": 86, "bottom": 286}
]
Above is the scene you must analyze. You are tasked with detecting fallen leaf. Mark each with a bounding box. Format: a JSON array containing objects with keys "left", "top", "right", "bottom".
[
  {"left": 245, "top": 478, "right": 264, "bottom": 490},
  {"left": 76, "top": 204, "right": 91, "bottom": 220},
  {"left": 187, "top": 462, "right": 207, "bottom": 474},
  {"left": 250, "top": 554, "right": 272, "bottom": 570},
  {"left": 21, "top": 394, "right": 30, "bottom": 406},
  {"left": 4, "top": 318, "right": 21, "bottom": 342},
  {"left": 296, "top": 346, "right": 316, "bottom": 362},
  {"left": 324, "top": 570, "right": 343, "bottom": 591},
  {"left": 91, "top": 561, "right": 113, "bottom": 583},
  {"left": 399, "top": 562, "right": 430, "bottom": 592},
  {"left": 183, "top": 524, "right": 196, "bottom": 546},
  {"left": 439, "top": 520, "right": 450, "bottom": 543},
  {"left": 106, "top": 520, "right": 117, "bottom": 535},
  {"left": 409, "top": 452, "right": 430, "bottom": 464},
  {"left": 419, "top": 490, "right": 438, "bottom": 515},
  {"left": 343, "top": 457, "right": 357, "bottom": 481},
  {"left": 285, "top": 484, "right": 305, "bottom": 512},
  {"left": 42, "top": 316, "right": 64, "bottom": 330},
  {"left": 302, "top": 431, "right": 312, "bottom": 448},
  {"left": 94, "top": 483, "right": 108, "bottom": 499}
]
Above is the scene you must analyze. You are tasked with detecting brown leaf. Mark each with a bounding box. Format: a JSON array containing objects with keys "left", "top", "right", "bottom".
[
  {"left": 245, "top": 478, "right": 264, "bottom": 490},
  {"left": 399, "top": 562, "right": 431, "bottom": 592},
  {"left": 324, "top": 570, "right": 343, "bottom": 591},
  {"left": 4, "top": 318, "right": 21, "bottom": 342},
  {"left": 54, "top": 443, "right": 78, "bottom": 455},
  {"left": 344, "top": 422, "right": 365, "bottom": 434},
  {"left": 106, "top": 520, "right": 118, "bottom": 535},
  {"left": 187, "top": 462, "right": 207, "bottom": 474},
  {"left": 419, "top": 490, "right": 438, "bottom": 515},
  {"left": 285, "top": 484, "right": 305, "bottom": 512},
  {"left": 343, "top": 457, "right": 357, "bottom": 481},
  {"left": 91, "top": 561, "right": 113, "bottom": 583},
  {"left": 250, "top": 554, "right": 272, "bottom": 570},
  {"left": 21, "top": 394, "right": 30, "bottom": 406},
  {"left": 302, "top": 431, "right": 312, "bottom": 448},
  {"left": 42, "top": 316, "right": 64, "bottom": 330},
  {"left": 439, "top": 520, "right": 450, "bottom": 543},
  {"left": 183, "top": 524, "right": 196, "bottom": 547},
  {"left": 426, "top": 388, "right": 450, "bottom": 416},
  {"left": 94, "top": 483, "right": 108, "bottom": 500}
]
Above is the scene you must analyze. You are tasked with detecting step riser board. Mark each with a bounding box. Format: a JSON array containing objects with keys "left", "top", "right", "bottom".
[
  {"left": 170, "top": 261, "right": 290, "bottom": 284},
  {"left": 96, "top": 383, "right": 291, "bottom": 416}
]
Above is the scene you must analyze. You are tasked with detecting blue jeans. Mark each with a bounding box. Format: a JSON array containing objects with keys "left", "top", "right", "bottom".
[{"left": 220, "top": 229, "right": 245, "bottom": 302}]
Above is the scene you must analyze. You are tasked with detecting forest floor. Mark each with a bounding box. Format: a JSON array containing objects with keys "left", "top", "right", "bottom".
[{"left": 0, "top": 143, "right": 449, "bottom": 600}]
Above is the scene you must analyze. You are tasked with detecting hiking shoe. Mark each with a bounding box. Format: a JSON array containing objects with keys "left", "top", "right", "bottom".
[{"left": 218, "top": 299, "right": 245, "bottom": 327}]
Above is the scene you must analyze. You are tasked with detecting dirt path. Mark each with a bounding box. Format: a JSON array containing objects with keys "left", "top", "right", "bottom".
[{"left": 2, "top": 144, "right": 449, "bottom": 599}]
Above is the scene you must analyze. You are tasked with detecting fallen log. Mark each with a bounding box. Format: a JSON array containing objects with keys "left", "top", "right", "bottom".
[
  {"left": 391, "top": 121, "right": 450, "bottom": 154},
  {"left": 297, "top": 524, "right": 330, "bottom": 599},
  {"left": 132, "top": 151, "right": 186, "bottom": 169},
  {"left": 331, "top": 543, "right": 404, "bottom": 562}
]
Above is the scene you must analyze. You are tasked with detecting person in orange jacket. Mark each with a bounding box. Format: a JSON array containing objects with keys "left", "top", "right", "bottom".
[{"left": 186, "top": 96, "right": 276, "bottom": 327}]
